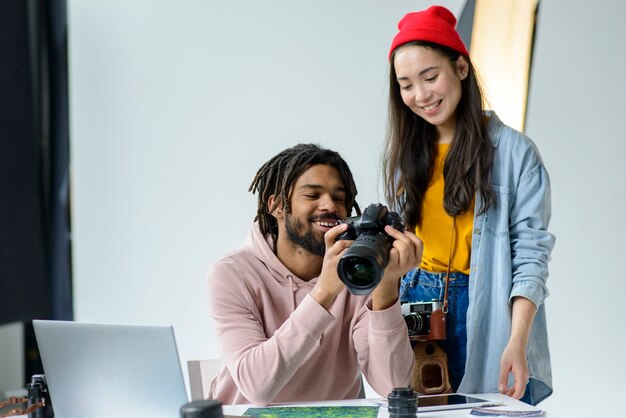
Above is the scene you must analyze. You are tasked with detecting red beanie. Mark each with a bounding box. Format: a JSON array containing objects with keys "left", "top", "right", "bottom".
[{"left": 389, "top": 5, "right": 469, "bottom": 60}]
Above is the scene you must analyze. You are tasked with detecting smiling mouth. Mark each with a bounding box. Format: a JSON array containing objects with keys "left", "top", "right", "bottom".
[
  {"left": 313, "top": 219, "right": 336, "bottom": 228},
  {"left": 422, "top": 99, "right": 442, "bottom": 112},
  {"left": 311, "top": 215, "right": 338, "bottom": 229}
]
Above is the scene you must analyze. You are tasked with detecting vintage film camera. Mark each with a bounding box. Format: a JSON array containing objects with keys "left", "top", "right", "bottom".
[
  {"left": 402, "top": 301, "right": 450, "bottom": 394},
  {"left": 336, "top": 203, "right": 405, "bottom": 295},
  {"left": 401, "top": 300, "right": 446, "bottom": 341}
]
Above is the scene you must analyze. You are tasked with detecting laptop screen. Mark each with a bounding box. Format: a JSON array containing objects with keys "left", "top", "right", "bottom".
[{"left": 33, "top": 320, "right": 189, "bottom": 418}]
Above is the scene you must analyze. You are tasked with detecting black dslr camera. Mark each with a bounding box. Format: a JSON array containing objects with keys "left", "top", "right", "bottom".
[
  {"left": 336, "top": 203, "right": 405, "bottom": 295},
  {"left": 401, "top": 300, "right": 446, "bottom": 341}
]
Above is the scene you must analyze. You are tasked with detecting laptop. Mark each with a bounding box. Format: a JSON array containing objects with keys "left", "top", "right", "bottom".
[{"left": 33, "top": 320, "right": 189, "bottom": 418}]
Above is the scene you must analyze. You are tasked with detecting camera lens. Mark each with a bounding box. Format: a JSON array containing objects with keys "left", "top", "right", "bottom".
[
  {"left": 337, "top": 233, "right": 390, "bottom": 295},
  {"left": 342, "top": 257, "right": 376, "bottom": 285},
  {"left": 180, "top": 400, "right": 224, "bottom": 418},
  {"left": 403, "top": 313, "right": 423, "bottom": 335},
  {"left": 388, "top": 387, "right": 417, "bottom": 418}
]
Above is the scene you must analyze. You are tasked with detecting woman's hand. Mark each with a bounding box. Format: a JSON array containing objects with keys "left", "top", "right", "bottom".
[
  {"left": 498, "top": 296, "right": 537, "bottom": 399},
  {"left": 499, "top": 340, "right": 529, "bottom": 399}
]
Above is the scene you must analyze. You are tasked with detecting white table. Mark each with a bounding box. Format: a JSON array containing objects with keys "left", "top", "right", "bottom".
[{"left": 222, "top": 393, "right": 549, "bottom": 417}]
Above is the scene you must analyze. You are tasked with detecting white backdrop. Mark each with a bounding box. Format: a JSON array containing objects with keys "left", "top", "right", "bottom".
[
  {"left": 524, "top": 1, "right": 626, "bottom": 416},
  {"left": 67, "top": 1, "right": 626, "bottom": 417},
  {"left": 67, "top": 0, "right": 460, "bottom": 397}
]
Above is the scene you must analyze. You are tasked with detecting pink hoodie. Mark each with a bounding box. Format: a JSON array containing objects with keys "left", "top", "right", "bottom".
[{"left": 206, "top": 222, "right": 414, "bottom": 405}]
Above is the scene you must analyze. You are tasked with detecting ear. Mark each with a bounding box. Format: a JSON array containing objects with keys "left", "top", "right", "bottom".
[
  {"left": 267, "top": 194, "right": 285, "bottom": 220},
  {"left": 456, "top": 55, "right": 469, "bottom": 80}
]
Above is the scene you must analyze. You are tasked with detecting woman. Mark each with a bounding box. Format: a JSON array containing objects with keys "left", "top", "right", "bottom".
[{"left": 382, "top": 5, "right": 555, "bottom": 405}]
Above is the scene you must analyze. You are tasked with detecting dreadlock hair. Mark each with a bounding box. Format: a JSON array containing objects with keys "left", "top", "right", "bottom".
[
  {"left": 249, "top": 143, "right": 361, "bottom": 243},
  {"left": 383, "top": 41, "right": 495, "bottom": 230}
]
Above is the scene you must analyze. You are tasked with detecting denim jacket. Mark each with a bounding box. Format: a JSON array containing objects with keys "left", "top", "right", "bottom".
[{"left": 458, "top": 112, "right": 555, "bottom": 403}]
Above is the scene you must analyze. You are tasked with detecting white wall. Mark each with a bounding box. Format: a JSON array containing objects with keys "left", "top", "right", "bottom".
[
  {"left": 66, "top": 0, "right": 460, "bottom": 398},
  {"left": 524, "top": 1, "right": 626, "bottom": 416},
  {"left": 64, "top": 1, "right": 626, "bottom": 417},
  {"left": 0, "top": 323, "right": 23, "bottom": 396}
]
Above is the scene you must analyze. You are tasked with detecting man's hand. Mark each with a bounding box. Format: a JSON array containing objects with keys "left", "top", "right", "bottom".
[
  {"left": 309, "top": 223, "right": 351, "bottom": 310},
  {"left": 371, "top": 226, "right": 424, "bottom": 311}
]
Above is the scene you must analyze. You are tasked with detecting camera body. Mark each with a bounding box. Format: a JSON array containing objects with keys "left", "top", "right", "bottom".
[
  {"left": 336, "top": 203, "right": 405, "bottom": 295},
  {"left": 27, "top": 374, "right": 54, "bottom": 418},
  {"left": 401, "top": 300, "right": 446, "bottom": 341}
]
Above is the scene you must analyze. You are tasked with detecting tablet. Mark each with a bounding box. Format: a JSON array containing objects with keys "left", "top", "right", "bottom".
[{"left": 418, "top": 393, "right": 503, "bottom": 412}]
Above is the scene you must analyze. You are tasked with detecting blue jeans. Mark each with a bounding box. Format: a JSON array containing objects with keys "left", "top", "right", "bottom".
[
  {"left": 400, "top": 268, "right": 535, "bottom": 404},
  {"left": 400, "top": 268, "right": 469, "bottom": 392}
]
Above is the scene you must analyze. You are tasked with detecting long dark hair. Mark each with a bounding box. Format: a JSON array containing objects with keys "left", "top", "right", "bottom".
[
  {"left": 382, "top": 41, "right": 495, "bottom": 230},
  {"left": 249, "top": 143, "right": 360, "bottom": 243}
]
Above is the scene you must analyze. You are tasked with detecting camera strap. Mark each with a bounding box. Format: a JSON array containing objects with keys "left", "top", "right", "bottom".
[
  {"left": 0, "top": 396, "right": 45, "bottom": 417},
  {"left": 441, "top": 217, "right": 456, "bottom": 315}
]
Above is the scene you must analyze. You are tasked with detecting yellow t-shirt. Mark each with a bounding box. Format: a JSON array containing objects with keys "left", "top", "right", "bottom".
[{"left": 415, "top": 143, "right": 474, "bottom": 274}]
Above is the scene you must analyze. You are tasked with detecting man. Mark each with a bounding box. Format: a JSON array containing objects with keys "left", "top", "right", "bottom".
[{"left": 206, "top": 144, "right": 422, "bottom": 405}]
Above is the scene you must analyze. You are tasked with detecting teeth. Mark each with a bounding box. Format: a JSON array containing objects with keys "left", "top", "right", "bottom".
[
  {"left": 422, "top": 100, "right": 441, "bottom": 111},
  {"left": 314, "top": 221, "right": 335, "bottom": 227}
]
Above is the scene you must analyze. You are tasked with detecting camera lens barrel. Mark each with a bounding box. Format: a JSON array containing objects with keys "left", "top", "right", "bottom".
[
  {"left": 388, "top": 387, "right": 418, "bottom": 417},
  {"left": 180, "top": 400, "right": 224, "bottom": 418},
  {"left": 403, "top": 313, "right": 424, "bottom": 336},
  {"left": 337, "top": 233, "right": 391, "bottom": 295}
]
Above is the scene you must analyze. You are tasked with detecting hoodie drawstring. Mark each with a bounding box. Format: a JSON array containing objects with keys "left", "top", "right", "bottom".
[{"left": 287, "top": 275, "right": 297, "bottom": 313}]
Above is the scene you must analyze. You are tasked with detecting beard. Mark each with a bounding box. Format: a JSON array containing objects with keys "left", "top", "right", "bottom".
[{"left": 284, "top": 212, "right": 331, "bottom": 257}]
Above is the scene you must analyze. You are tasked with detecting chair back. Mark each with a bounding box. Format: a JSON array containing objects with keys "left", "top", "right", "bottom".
[{"left": 187, "top": 359, "right": 222, "bottom": 401}]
